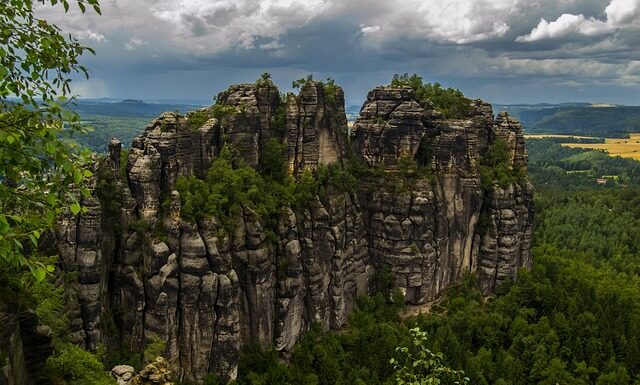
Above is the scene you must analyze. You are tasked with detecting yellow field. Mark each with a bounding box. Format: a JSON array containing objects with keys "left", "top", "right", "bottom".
[
  {"left": 560, "top": 134, "right": 640, "bottom": 160},
  {"left": 524, "top": 134, "right": 598, "bottom": 140}
]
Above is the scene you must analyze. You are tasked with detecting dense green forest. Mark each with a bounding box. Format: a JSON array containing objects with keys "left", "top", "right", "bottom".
[
  {"left": 231, "top": 140, "right": 640, "bottom": 385},
  {"left": 527, "top": 139, "right": 640, "bottom": 188},
  {"left": 74, "top": 114, "right": 148, "bottom": 152}
]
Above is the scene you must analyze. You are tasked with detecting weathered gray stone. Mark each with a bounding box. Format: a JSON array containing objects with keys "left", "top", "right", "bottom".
[{"left": 55, "top": 80, "right": 532, "bottom": 385}]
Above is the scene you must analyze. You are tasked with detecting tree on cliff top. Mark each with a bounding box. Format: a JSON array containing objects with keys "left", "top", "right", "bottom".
[
  {"left": 0, "top": 0, "right": 100, "bottom": 283},
  {"left": 391, "top": 73, "right": 471, "bottom": 119}
]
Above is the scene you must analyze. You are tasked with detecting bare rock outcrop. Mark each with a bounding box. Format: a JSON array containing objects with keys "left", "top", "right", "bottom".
[
  {"left": 351, "top": 86, "right": 424, "bottom": 167},
  {"left": 56, "top": 80, "right": 532, "bottom": 384},
  {"left": 286, "top": 81, "right": 348, "bottom": 174},
  {"left": 130, "top": 357, "right": 174, "bottom": 385},
  {"left": 216, "top": 81, "right": 280, "bottom": 168}
]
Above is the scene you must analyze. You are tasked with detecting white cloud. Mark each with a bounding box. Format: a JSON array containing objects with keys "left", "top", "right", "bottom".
[
  {"left": 626, "top": 60, "right": 640, "bottom": 75},
  {"left": 517, "top": 0, "right": 639, "bottom": 42},
  {"left": 354, "top": 0, "right": 524, "bottom": 45},
  {"left": 605, "top": 0, "right": 640, "bottom": 26},
  {"left": 151, "top": 0, "right": 330, "bottom": 52},
  {"left": 74, "top": 30, "right": 107, "bottom": 43},
  {"left": 360, "top": 25, "right": 381, "bottom": 36},
  {"left": 498, "top": 58, "right": 623, "bottom": 77},
  {"left": 124, "top": 37, "right": 147, "bottom": 50},
  {"left": 516, "top": 14, "right": 588, "bottom": 42}
]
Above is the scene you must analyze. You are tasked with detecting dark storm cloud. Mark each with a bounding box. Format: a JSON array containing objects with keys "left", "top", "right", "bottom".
[{"left": 36, "top": 0, "right": 640, "bottom": 105}]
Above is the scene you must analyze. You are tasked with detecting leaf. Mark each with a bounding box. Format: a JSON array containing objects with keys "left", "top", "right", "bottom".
[
  {"left": 0, "top": 215, "right": 9, "bottom": 234},
  {"left": 47, "top": 192, "right": 57, "bottom": 206},
  {"left": 73, "top": 169, "right": 83, "bottom": 184},
  {"left": 28, "top": 234, "right": 38, "bottom": 247},
  {"left": 82, "top": 169, "right": 93, "bottom": 178},
  {"left": 70, "top": 202, "right": 81, "bottom": 215},
  {"left": 33, "top": 267, "right": 46, "bottom": 283}
]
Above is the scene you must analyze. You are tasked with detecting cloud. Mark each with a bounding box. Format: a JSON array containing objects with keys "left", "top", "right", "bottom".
[
  {"left": 259, "top": 40, "right": 284, "bottom": 50},
  {"left": 124, "top": 37, "right": 147, "bottom": 50},
  {"left": 517, "top": 0, "right": 639, "bottom": 42},
  {"left": 74, "top": 30, "right": 107, "bottom": 43},
  {"left": 605, "top": 0, "right": 640, "bottom": 25},
  {"left": 626, "top": 60, "right": 640, "bottom": 75},
  {"left": 360, "top": 25, "right": 381, "bottom": 36},
  {"left": 32, "top": 0, "right": 640, "bottom": 104},
  {"left": 515, "top": 14, "right": 606, "bottom": 42},
  {"left": 353, "top": 0, "right": 522, "bottom": 45},
  {"left": 151, "top": 0, "right": 330, "bottom": 52}
]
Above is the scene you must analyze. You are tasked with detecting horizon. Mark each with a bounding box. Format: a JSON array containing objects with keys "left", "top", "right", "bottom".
[{"left": 71, "top": 94, "right": 639, "bottom": 108}]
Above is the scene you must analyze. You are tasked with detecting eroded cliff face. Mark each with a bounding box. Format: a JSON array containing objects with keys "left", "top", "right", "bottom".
[
  {"left": 57, "top": 81, "right": 532, "bottom": 384},
  {"left": 352, "top": 88, "right": 532, "bottom": 302}
]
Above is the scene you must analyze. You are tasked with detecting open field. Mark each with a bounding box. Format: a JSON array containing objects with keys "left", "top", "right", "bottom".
[
  {"left": 524, "top": 134, "right": 599, "bottom": 139},
  {"left": 561, "top": 133, "right": 640, "bottom": 160}
]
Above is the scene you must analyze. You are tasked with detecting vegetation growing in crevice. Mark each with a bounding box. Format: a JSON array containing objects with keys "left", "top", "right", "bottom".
[
  {"left": 176, "top": 143, "right": 293, "bottom": 237},
  {"left": 187, "top": 109, "right": 214, "bottom": 130},
  {"left": 273, "top": 102, "right": 287, "bottom": 137},
  {"left": 186, "top": 103, "right": 238, "bottom": 132},
  {"left": 391, "top": 73, "right": 472, "bottom": 119},
  {"left": 119, "top": 149, "right": 129, "bottom": 179},
  {"left": 397, "top": 155, "right": 432, "bottom": 181},
  {"left": 175, "top": 137, "right": 361, "bottom": 241},
  {"left": 260, "top": 138, "right": 289, "bottom": 183},
  {"left": 323, "top": 78, "right": 339, "bottom": 108},
  {"left": 96, "top": 159, "right": 123, "bottom": 234},
  {"left": 479, "top": 139, "right": 526, "bottom": 190},
  {"left": 143, "top": 335, "right": 167, "bottom": 364},
  {"left": 212, "top": 104, "right": 238, "bottom": 124}
]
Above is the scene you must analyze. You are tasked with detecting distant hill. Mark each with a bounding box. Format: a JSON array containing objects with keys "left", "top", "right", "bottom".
[
  {"left": 493, "top": 103, "right": 640, "bottom": 138},
  {"left": 64, "top": 99, "right": 205, "bottom": 152},
  {"left": 70, "top": 98, "right": 204, "bottom": 117}
]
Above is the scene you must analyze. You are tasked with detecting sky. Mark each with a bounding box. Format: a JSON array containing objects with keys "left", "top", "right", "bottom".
[{"left": 37, "top": 0, "right": 640, "bottom": 106}]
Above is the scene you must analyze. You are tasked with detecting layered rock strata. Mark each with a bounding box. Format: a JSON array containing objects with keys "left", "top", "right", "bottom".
[{"left": 57, "top": 81, "right": 532, "bottom": 384}]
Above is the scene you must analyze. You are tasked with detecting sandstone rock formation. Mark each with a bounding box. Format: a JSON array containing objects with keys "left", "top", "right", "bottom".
[
  {"left": 56, "top": 80, "right": 532, "bottom": 384},
  {"left": 126, "top": 357, "right": 174, "bottom": 385},
  {"left": 112, "top": 364, "right": 135, "bottom": 385},
  {"left": 286, "top": 81, "right": 348, "bottom": 174}
]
